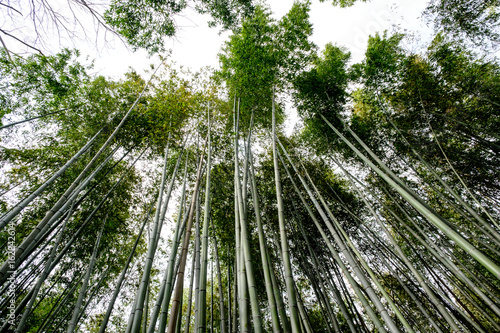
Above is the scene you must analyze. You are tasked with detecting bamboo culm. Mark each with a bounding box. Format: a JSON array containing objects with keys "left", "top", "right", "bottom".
[
  {"left": 166, "top": 144, "right": 206, "bottom": 333},
  {"left": 271, "top": 90, "right": 300, "bottom": 333},
  {"left": 0, "top": 128, "right": 103, "bottom": 230},
  {"left": 198, "top": 107, "right": 213, "bottom": 333},
  {"left": 149, "top": 156, "right": 189, "bottom": 333},
  {"left": 129, "top": 139, "right": 172, "bottom": 333},
  {"left": 66, "top": 213, "right": 107, "bottom": 333}
]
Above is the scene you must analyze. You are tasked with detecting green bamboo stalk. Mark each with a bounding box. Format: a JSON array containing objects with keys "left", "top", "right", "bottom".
[
  {"left": 166, "top": 145, "right": 206, "bottom": 333},
  {"left": 15, "top": 204, "right": 74, "bottom": 333},
  {"left": 291, "top": 200, "right": 357, "bottom": 333},
  {"left": 294, "top": 282, "right": 314, "bottom": 333},
  {"left": 234, "top": 100, "right": 249, "bottom": 333},
  {"left": 271, "top": 90, "right": 300, "bottom": 333},
  {"left": 211, "top": 218, "right": 226, "bottom": 333},
  {"left": 420, "top": 100, "right": 498, "bottom": 228},
  {"left": 377, "top": 182, "right": 500, "bottom": 320},
  {"left": 248, "top": 150, "right": 282, "bottom": 333},
  {"left": 301, "top": 159, "right": 415, "bottom": 332},
  {"left": 198, "top": 106, "right": 213, "bottom": 333},
  {"left": 185, "top": 255, "right": 196, "bottom": 333},
  {"left": 0, "top": 65, "right": 161, "bottom": 285},
  {"left": 380, "top": 107, "right": 500, "bottom": 242},
  {"left": 34, "top": 270, "right": 85, "bottom": 333},
  {"left": 99, "top": 198, "right": 154, "bottom": 333},
  {"left": 66, "top": 214, "right": 107, "bottom": 333},
  {"left": 0, "top": 128, "right": 103, "bottom": 230},
  {"left": 129, "top": 141, "right": 172, "bottom": 333},
  {"left": 149, "top": 156, "right": 189, "bottom": 333},
  {"left": 267, "top": 248, "right": 291, "bottom": 333},
  {"left": 234, "top": 114, "right": 263, "bottom": 332}
]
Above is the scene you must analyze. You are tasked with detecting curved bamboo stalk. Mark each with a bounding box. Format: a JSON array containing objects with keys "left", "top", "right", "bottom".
[{"left": 321, "top": 114, "right": 500, "bottom": 280}]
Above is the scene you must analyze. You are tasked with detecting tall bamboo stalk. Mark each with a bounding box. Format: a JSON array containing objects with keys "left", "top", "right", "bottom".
[
  {"left": 166, "top": 144, "right": 206, "bottom": 333},
  {"left": 98, "top": 197, "right": 154, "bottom": 333},
  {"left": 0, "top": 128, "right": 102, "bottom": 230},
  {"left": 271, "top": 90, "right": 300, "bottom": 333},
  {"left": 148, "top": 156, "right": 189, "bottom": 333},
  {"left": 248, "top": 150, "right": 282, "bottom": 333},
  {"left": 198, "top": 106, "right": 213, "bottom": 333},
  {"left": 234, "top": 111, "right": 263, "bottom": 332},
  {"left": 211, "top": 218, "right": 226, "bottom": 333},
  {"left": 66, "top": 213, "right": 107, "bottom": 333},
  {"left": 276, "top": 147, "right": 386, "bottom": 332}
]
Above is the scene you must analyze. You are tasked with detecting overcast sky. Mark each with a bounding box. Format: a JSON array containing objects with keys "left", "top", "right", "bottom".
[{"left": 78, "top": 0, "right": 432, "bottom": 79}]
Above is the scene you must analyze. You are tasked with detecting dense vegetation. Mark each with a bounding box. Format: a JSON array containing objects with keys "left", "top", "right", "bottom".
[{"left": 1, "top": 0, "right": 499, "bottom": 332}]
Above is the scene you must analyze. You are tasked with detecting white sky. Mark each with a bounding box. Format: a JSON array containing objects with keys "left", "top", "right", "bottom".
[{"left": 77, "top": 0, "right": 432, "bottom": 79}]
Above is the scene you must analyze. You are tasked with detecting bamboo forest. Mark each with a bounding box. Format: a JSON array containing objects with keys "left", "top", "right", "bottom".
[{"left": 1, "top": 0, "right": 500, "bottom": 332}]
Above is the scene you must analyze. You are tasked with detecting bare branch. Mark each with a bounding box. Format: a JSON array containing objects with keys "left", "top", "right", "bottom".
[
  {"left": 0, "top": 2, "right": 22, "bottom": 15},
  {"left": 0, "top": 28, "right": 45, "bottom": 55}
]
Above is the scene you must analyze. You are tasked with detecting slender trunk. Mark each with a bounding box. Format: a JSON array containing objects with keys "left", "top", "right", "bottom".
[
  {"left": 248, "top": 151, "right": 281, "bottom": 333},
  {"left": 0, "top": 109, "right": 65, "bottom": 130},
  {"left": 234, "top": 101, "right": 249, "bottom": 333},
  {"left": 271, "top": 90, "right": 300, "bottom": 333},
  {"left": 33, "top": 270, "right": 85, "bottom": 333},
  {"left": 149, "top": 156, "right": 189, "bottom": 333},
  {"left": 277, "top": 148, "right": 386, "bottom": 332},
  {"left": 211, "top": 218, "right": 226, "bottom": 333},
  {"left": 321, "top": 115, "right": 500, "bottom": 283},
  {"left": 3, "top": 145, "right": 119, "bottom": 287},
  {"left": 167, "top": 148, "right": 206, "bottom": 333},
  {"left": 234, "top": 113, "right": 263, "bottom": 332},
  {"left": 198, "top": 108, "right": 213, "bottom": 333},
  {"left": 66, "top": 214, "right": 106, "bottom": 333},
  {"left": 267, "top": 248, "right": 291, "bottom": 333},
  {"left": 184, "top": 256, "right": 196, "bottom": 333},
  {"left": 129, "top": 141, "right": 172, "bottom": 333},
  {"left": 302, "top": 159, "right": 414, "bottom": 332},
  {"left": 98, "top": 198, "right": 154, "bottom": 333},
  {"left": 15, "top": 204, "right": 74, "bottom": 332}
]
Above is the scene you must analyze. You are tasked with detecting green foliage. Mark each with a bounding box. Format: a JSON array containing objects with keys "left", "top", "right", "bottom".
[
  {"left": 218, "top": 1, "right": 316, "bottom": 130},
  {"left": 360, "top": 32, "right": 405, "bottom": 92},
  {"left": 424, "top": 0, "right": 500, "bottom": 45},
  {"left": 104, "top": 0, "right": 255, "bottom": 54},
  {"left": 0, "top": 48, "right": 89, "bottom": 127},
  {"left": 292, "top": 43, "right": 351, "bottom": 154}
]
